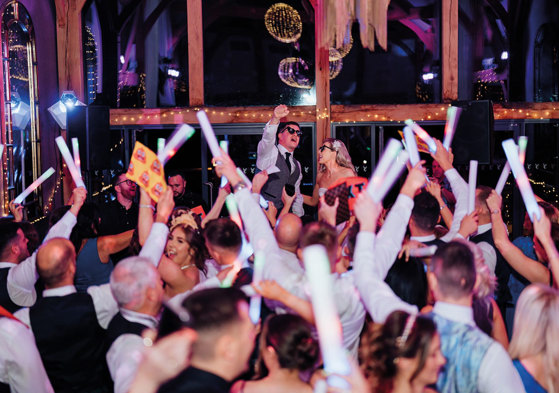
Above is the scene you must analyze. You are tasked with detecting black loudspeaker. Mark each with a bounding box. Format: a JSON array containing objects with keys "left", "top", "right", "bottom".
[
  {"left": 450, "top": 100, "right": 493, "bottom": 165},
  {"left": 67, "top": 105, "right": 111, "bottom": 170}
]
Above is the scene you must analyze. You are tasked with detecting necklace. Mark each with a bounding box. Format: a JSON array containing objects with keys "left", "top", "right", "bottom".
[{"left": 180, "top": 264, "right": 195, "bottom": 270}]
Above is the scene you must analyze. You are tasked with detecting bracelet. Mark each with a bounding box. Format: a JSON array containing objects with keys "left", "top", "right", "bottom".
[
  {"left": 139, "top": 204, "right": 155, "bottom": 211},
  {"left": 233, "top": 182, "right": 247, "bottom": 193},
  {"left": 491, "top": 209, "right": 501, "bottom": 215}
]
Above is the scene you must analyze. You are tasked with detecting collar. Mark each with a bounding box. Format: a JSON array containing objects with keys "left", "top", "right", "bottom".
[
  {"left": 476, "top": 223, "right": 492, "bottom": 235},
  {"left": 433, "top": 301, "right": 475, "bottom": 326},
  {"left": 0, "top": 262, "right": 17, "bottom": 268},
  {"left": 43, "top": 285, "right": 77, "bottom": 297},
  {"left": 410, "top": 234, "right": 437, "bottom": 243},
  {"left": 120, "top": 308, "right": 159, "bottom": 329},
  {"left": 277, "top": 144, "right": 293, "bottom": 157}
]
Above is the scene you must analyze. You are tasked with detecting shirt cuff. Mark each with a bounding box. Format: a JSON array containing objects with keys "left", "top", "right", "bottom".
[
  {"left": 444, "top": 168, "right": 460, "bottom": 182},
  {"left": 357, "top": 231, "right": 376, "bottom": 243}
]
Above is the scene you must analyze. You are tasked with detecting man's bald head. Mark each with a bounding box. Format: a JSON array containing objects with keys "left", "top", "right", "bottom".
[
  {"left": 274, "top": 213, "right": 302, "bottom": 252},
  {"left": 37, "top": 238, "right": 76, "bottom": 289}
]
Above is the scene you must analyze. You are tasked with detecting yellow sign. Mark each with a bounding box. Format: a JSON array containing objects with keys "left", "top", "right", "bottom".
[{"left": 126, "top": 142, "right": 167, "bottom": 202}]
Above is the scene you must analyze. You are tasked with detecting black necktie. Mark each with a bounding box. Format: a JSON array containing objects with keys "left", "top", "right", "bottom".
[{"left": 285, "top": 152, "right": 292, "bottom": 173}]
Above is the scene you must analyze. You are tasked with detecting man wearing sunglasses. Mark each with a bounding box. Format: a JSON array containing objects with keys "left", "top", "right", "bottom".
[{"left": 256, "top": 105, "right": 304, "bottom": 217}]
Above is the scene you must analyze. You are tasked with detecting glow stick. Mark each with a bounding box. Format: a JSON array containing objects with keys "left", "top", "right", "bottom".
[
  {"left": 468, "top": 160, "right": 478, "bottom": 214},
  {"left": 55, "top": 136, "right": 85, "bottom": 189},
  {"left": 495, "top": 162, "right": 511, "bottom": 195},
  {"left": 197, "top": 110, "right": 222, "bottom": 158},
  {"left": 220, "top": 260, "right": 242, "bottom": 288},
  {"left": 220, "top": 141, "right": 229, "bottom": 188},
  {"left": 409, "top": 245, "right": 438, "bottom": 258},
  {"left": 518, "top": 136, "right": 528, "bottom": 165},
  {"left": 366, "top": 139, "right": 402, "bottom": 200},
  {"left": 249, "top": 252, "right": 264, "bottom": 324},
  {"left": 403, "top": 126, "right": 420, "bottom": 166},
  {"left": 443, "top": 106, "right": 462, "bottom": 150},
  {"left": 371, "top": 150, "right": 410, "bottom": 203},
  {"left": 157, "top": 138, "right": 166, "bottom": 155},
  {"left": 502, "top": 139, "right": 541, "bottom": 221},
  {"left": 225, "top": 194, "right": 243, "bottom": 229},
  {"left": 71, "top": 138, "right": 81, "bottom": 174},
  {"left": 13, "top": 167, "right": 55, "bottom": 204},
  {"left": 0, "top": 144, "right": 4, "bottom": 159},
  {"left": 236, "top": 168, "right": 252, "bottom": 190},
  {"left": 302, "top": 245, "right": 350, "bottom": 388},
  {"left": 404, "top": 119, "right": 437, "bottom": 153},
  {"left": 157, "top": 124, "right": 195, "bottom": 166}
]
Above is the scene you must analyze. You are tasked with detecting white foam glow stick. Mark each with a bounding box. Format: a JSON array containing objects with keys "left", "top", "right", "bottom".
[
  {"left": 495, "top": 162, "right": 511, "bottom": 195},
  {"left": 405, "top": 119, "right": 437, "bottom": 153},
  {"left": 366, "top": 139, "right": 403, "bottom": 200},
  {"left": 0, "top": 144, "right": 4, "bottom": 159},
  {"left": 13, "top": 167, "right": 55, "bottom": 204},
  {"left": 55, "top": 136, "right": 86, "bottom": 189},
  {"left": 225, "top": 194, "right": 243, "bottom": 229},
  {"left": 236, "top": 168, "right": 253, "bottom": 190},
  {"left": 71, "top": 138, "right": 81, "bottom": 174},
  {"left": 157, "top": 124, "right": 195, "bottom": 166},
  {"left": 518, "top": 136, "right": 528, "bottom": 165},
  {"left": 197, "top": 110, "right": 222, "bottom": 158},
  {"left": 302, "top": 245, "right": 350, "bottom": 389},
  {"left": 403, "top": 126, "right": 420, "bottom": 166},
  {"left": 157, "top": 138, "right": 166, "bottom": 155},
  {"left": 409, "top": 245, "right": 438, "bottom": 258},
  {"left": 502, "top": 139, "right": 541, "bottom": 221},
  {"left": 371, "top": 150, "right": 410, "bottom": 203},
  {"left": 220, "top": 259, "right": 242, "bottom": 288},
  {"left": 468, "top": 160, "right": 478, "bottom": 214},
  {"left": 220, "top": 141, "right": 229, "bottom": 188},
  {"left": 249, "top": 252, "right": 264, "bottom": 324},
  {"left": 443, "top": 106, "right": 462, "bottom": 150}
]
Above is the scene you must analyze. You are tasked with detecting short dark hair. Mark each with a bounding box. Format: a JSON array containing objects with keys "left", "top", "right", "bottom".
[
  {"left": 167, "top": 169, "right": 187, "bottom": 181},
  {"left": 299, "top": 221, "right": 338, "bottom": 264},
  {"left": 69, "top": 203, "right": 100, "bottom": 252},
  {"left": 183, "top": 287, "right": 248, "bottom": 359},
  {"left": 0, "top": 219, "right": 22, "bottom": 259},
  {"left": 276, "top": 121, "right": 301, "bottom": 143},
  {"left": 411, "top": 192, "right": 440, "bottom": 232},
  {"left": 111, "top": 170, "right": 127, "bottom": 188},
  {"left": 203, "top": 218, "right": 242, "bottom": 254},
  {"left": 430, "top": 241, "right": 476, "bottom": 299},
  {"left": 385, "top": 257, "right": 428, "bottom": 310},
  {"left": 475, "top": 185, "right": 492, "bottom": 213}
]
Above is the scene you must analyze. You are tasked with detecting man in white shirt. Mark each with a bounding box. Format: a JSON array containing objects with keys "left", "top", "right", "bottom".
[
  {"left": 274, "top": 213, "right": 305, "bottom": 274},
  {"left": 352, "top": 173, "right": 525, "bottom": 393},
  {"left": 256, "top": 105, "right": 304, "bottom": 217}
]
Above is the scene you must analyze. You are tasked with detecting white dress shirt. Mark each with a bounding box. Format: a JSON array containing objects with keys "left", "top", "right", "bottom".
[
  {"left": 2, "top": 210, "right": 77, "bottom": 308},
  {"left": 256, "top": 121, "right": 304, "bottom": 216},
  {"left": 234, "top": 187, "right": 365, "bottom": 355},
  {"left": 353, "top": 206, "right": 525, "bottom": 393},
  {"left": 106, "top": 309, "right": 158, "bottom": 393},
  {"left": 0, "top": 317, "right": 54, "bottom": 392},
  {"left": 139, "top": 222, "right": 169, "bottom": 266}
]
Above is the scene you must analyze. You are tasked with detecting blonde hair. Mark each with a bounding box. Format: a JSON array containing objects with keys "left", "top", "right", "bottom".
[
  {"left": 509, "top": 284, "right": 559, "bottom": 393},
  {"left": 319, "top": 138, "right": 356, "bottom": 174}
]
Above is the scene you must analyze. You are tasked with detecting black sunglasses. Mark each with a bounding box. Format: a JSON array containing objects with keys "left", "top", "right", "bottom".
[
  {"left": 282, "top": 126, "right": 303, "bottom": 137},
  {"left": 319, "top": 145, "right": 336, "bottom": 153}
]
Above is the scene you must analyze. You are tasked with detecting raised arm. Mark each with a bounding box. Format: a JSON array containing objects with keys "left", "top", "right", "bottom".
[
  {"left": 138, "top": 188, "right": 155, "bottom": 246},
  {"left": 533, "top": 207, "right": 559, "bottom": 286},
  {"left": 201, "top": 186, "right": 229, "bottom": 227},
  {"left": 138, "top": 189, "right": 174, "bottom": 266},
  {"left": 487, "top": 191, "right": 550, "bottom": 284},
  {"left": 256, "top": 105, "right": 287, "bottom": 170}
]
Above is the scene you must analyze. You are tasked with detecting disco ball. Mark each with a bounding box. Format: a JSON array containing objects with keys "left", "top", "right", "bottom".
[
  {"left": 265, "top": 3, "right": 303, "bottom": 43},
  {"left": 329, "top": 48, "right": 343, "bottom": 80},
  {"left": 278, "top": 57, "right": 312, "bottom": 89}
]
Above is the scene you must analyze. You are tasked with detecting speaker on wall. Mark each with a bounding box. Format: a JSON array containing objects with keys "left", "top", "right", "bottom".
[
  {"left": 450, "top": 100, "right": 493, "bottom": 165},
  {"left": 67, "top": 105, "right": 110, "bottom": 171}
]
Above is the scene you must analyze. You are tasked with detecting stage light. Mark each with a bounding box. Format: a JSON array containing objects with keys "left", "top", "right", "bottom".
[
  {"left": 48, "top": 91, "right": 85, "bottom": 129},
  {"left": 300, "top": 91, "right": 316, "bottom": 105},
  {"left": 12, "top": 101, "right": 30, "bottom": 130},
  {"left": 501, "top": 51, "right": 509, "bottom": 60},
  {"left": 120, "top": 55, "right": 125, "bottom": 64},
  {"left": 167, "top": 68, "right": 180, "bottom": 78},
  {"left": 422, "top": 72, "right": 435, "bottom": 81}
]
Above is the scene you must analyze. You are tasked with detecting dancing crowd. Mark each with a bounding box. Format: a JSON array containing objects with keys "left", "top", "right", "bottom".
[{"left": 0, "top": 105, "right": 558, "bottom": 393}]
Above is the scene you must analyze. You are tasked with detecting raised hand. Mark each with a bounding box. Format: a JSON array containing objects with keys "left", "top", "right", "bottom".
[
  {"left": 8, "top": 201, "right": 24, "bottom": 222},
  {"left": 271, "top": 105, "right": 289, "bottom": 124},
  {"left": 430, "top": 139, "right": 454, "bottom": 172},
  {"left": 155, "top": 188, "right": 175, "bottom": 223},
  {"left": 485, "top": 190, "right": 502, "bottom": 213},
  {"left": 458, "top": 210, "right": 479, "bottom": 238},
  {"left": 354, "top": 192, "right": 383, "bottom": 233},
  {"left": 252, "top": 171, "right": 269, "bottom": 194},
  {"left": 69, "top": 187, "right": 87, "bottom": 216},
  {"left": 400, "top": 161, "right": 427, "bottom": 198},
  {"left": 213, "top": 149, "right": 242, "bottom": 185},
  {"left": 318, "top": 195, "right": 338, "bottom": 226}
]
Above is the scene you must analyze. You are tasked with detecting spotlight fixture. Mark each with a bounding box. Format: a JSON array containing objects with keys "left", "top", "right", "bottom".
[{"left": 48, "top": 91, "right": 85, "bottom": 129}]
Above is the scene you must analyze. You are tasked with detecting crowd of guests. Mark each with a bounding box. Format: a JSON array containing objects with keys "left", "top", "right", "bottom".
[{"left": 0, "top": 105, "right": 558, "bottom": 393}]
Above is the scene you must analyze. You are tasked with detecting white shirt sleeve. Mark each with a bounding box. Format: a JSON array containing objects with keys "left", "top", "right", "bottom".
[
  {"left": 166, "top": 276, "right": 222, "bottom": 310},
  {"left": 0, "top": 318, "right": 54, "bottom": 393},
  {"left": 87, "top": 284, "right": 119, "bottom": 329},
  {"left": 139, "top": 222, "right": 169, "bottom": 267},
  {"left": 353, "top": 231, "right": 418, "bottom": 323},
  {"left": 477, "top": 342, "right": 526, "bottom": 393},
  {"left": 372, "top": 194, "right": 414, "bottom": 279},
  {"left": 13, "top": 307, "right": 30, "bottom": 327},
  {"left": 256, "top": 121, "right": 279, "bottom": 171},
  {"left": 106, "top": 334, "right": 145, "bottom": 393},
  {"left": 441, "top": 168, "right": 469, "bottom": 242},
  {"left": 7, "top": 210, "right": 79, "bottom": 307}
]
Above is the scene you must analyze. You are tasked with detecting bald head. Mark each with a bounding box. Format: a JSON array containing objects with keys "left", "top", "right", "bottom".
[
  {"left": 37, "top": 238, "right": 76, "bottom": 289},
  {"left": 274, "top": 213, "right": 302, "bottom": 252}
]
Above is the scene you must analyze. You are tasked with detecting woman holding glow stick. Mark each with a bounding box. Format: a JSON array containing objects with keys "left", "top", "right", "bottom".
[
  {"left": 359, "top": 310, "right": 446, "bottom": 393},
  {"left": 231, "top": 314, "right": 319, "bottom": 393},
  {"left": 303, "top": 138, "right": 356, "bottom": 207}
]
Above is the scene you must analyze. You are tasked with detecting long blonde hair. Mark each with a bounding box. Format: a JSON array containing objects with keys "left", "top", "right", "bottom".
[
  {"left": 509, "top": 284, "right": 559, "bottom": 393},
  {"left": 319, "top": 138, "right": 356, "bottom": 174}
]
